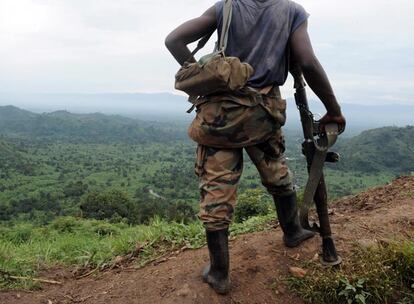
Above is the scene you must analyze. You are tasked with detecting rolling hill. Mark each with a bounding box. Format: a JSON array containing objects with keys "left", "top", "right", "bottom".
[
  {"left": 1, "top": 92, "right": 413, "bottom": 132},
  {"left": 333, "top": 126, "right": 414, "bottom": 174},
  {"left": 0, "top": 106, "right": 187, "bottom": 144}
]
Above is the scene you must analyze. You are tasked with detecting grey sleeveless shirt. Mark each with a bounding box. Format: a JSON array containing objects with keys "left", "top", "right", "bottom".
[{"left": 215, "top": 0, "right": 309, "bottom": 88}]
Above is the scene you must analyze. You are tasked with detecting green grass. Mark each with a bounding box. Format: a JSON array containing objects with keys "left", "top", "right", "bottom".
[
  {"left": 0, "top": 214, "right": 274, "bottom": 290},
  {"left": 287, "top": 239, "right": 414, "bottom": 304}
]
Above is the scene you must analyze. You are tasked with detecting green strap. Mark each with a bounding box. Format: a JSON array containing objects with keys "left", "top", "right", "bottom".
[
  {"left": 218, "top": 0, "right": 233, "bottom": 52},
  {"left": 192, "top": 0, "right": 233, "bottom": 56}
]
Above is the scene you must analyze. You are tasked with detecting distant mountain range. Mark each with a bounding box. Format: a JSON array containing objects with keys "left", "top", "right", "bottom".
[
  {"left": 0, "top": 105, "right": 187, "bottom": 144},
  {"left": 0, "top": 92, "right": 413, "bottom": 133},
  {"left": 0, "top": 92, "right": 190, "bottom": 120}
]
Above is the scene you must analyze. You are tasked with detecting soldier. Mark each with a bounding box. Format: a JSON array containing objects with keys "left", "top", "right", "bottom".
[{"left": 165, "top": 0, "right": 346, "bottom": 295}]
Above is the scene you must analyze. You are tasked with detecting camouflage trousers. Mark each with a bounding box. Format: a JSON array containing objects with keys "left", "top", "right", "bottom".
[{"left": 195, "top": 129, "right": 294, "bottom": 231}]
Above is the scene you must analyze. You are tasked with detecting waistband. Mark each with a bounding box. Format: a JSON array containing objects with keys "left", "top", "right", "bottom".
[
  {"left": 186, "top": 85, "right": 281, "bottom": 113},
  {"left": 245, "top": 85, "right": 281, "bottom": 98}
]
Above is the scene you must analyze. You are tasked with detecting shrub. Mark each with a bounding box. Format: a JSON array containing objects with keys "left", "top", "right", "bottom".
[
  {"left": 133, "top": 198, "right": 167, "bottom": 224},
  {"left": 63, "top": 180, "right": 88, "bottom": 197},
  {"left": 386, "top": 241, "right": 414, "bottom": 292},
  {"left": 338, "top": 277, "right": 372, "bottom": 304},
  {"left": 3, "top": 224, "right": 34, "bottom": 245},
  {"left": 166, "top": 200, "right": 196, "bottom": 223},
  {"left": 90, "top": 221, "right": 120, "bottom": 236},
  {"left": 287, "top": 239, "right": 414, "bottom": 304},
  {"left": 80, "top": 189, "right": 136, "bottom": 223},
  {"left": 50, "top": 216, "right": 81, "bottom": 233},
  {"left": 234, "top": 189, "right": 271, "bottom": 223}
]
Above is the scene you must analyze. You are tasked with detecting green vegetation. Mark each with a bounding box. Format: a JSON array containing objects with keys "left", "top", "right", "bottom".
[
  {"left": 0, "top": 139, "right": 200, "bottom": 224},
  {"left": 0, "top": 214, "right": 274, "bottom": 290},
  {"left": 333, "top": 126, "right": 414, "bottom": 174},
  {"left": 1, "top": 106, "right": 413, "bottom": 295},
  {"left": 0, "top": 106, "right": 186, "bottom": 144},
  {"left": 234, "top": 189, "right": 272, "bottom": 223},
  {"left": 287, "top": 239, "right": 414, "bottom": 304},
  {"left": 2, "top": 106, "right": 408, "bottom": 224}
]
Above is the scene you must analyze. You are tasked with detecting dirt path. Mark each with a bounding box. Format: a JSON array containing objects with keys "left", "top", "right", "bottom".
[{"left": 1, "top": 177, "right": 413, "bottom": 304}]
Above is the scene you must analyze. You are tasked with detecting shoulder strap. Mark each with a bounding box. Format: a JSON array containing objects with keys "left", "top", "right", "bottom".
[
  {"left": 218, "top": 0, "right": 233, "bottom": 52},
  {"left": 191, "top": 31, "right": 215, "bottom": 57},
  {"left": 192, "top": 0, "right": 233, "bottom": 56}
]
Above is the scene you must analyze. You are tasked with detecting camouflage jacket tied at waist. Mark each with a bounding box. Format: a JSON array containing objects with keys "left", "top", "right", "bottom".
[{"left": 188, "top": 87, "right": 287, "bottom": 149}]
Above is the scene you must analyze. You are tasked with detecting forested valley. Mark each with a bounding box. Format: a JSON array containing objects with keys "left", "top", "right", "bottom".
[
  {"left": 1, "top": 105, "right": 413, "bottom": 226},
  {"left": 0, "top": 105, "right": 413, "bottom": 297}
]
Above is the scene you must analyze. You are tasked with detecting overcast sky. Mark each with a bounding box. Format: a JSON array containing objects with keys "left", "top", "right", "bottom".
[{"left": 0, "top": 0, "right": 413, "bottom": 105}]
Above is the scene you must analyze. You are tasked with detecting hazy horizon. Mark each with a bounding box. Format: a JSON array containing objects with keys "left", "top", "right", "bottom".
[
  {"left": 1, "top": 0, "right": 413, "bottom": 107},
  {"left": 1, "top": 93, "right": 413, "bottom": 135}
]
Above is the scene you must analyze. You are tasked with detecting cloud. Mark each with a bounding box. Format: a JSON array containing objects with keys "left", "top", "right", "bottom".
[{"left": 0, "top": 0, "right": 413, "bottom": 105}]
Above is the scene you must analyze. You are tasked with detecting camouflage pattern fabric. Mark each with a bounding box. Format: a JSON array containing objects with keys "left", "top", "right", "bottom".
[
  {"left": 195, "top": 129, "right": 294, "bottom": 231},
  {"left": 188, "top": 87, "right": 287, "bottom": 148}
]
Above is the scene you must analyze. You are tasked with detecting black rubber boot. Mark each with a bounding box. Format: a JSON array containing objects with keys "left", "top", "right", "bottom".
[
  {"left": 202, "top": 228, "right": 231, "bottom": 295},
  {"left": 273, "top": 193, "right": 315, "bottom": 248}
]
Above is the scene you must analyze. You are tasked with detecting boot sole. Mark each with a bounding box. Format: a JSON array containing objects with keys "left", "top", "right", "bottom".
[
  {"left": 205, "top": 277, "right": 231, "bottom": 295},
  {"left": 202, "top": 266, "right": 231, "bottom": 295},
  {"left": 284, "top": 231, "right": 316, "bottom": 248}
]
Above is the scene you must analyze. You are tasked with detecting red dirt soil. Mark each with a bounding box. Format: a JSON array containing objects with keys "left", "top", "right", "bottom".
[{"left": 1, "top": 176, "right": 413, "bottom": 304}]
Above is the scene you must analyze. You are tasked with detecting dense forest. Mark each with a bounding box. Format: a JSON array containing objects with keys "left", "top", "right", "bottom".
[
  {"left": 0, "top": 106, "right": 413, "bottom": 226},
  {"left": 333, "top": 126, "right": 414, "bottom": 173}
]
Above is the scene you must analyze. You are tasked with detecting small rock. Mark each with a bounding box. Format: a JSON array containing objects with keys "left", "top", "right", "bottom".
[
  {"left": 289, "top": 266, "right": 307, "bottom": 278},
  {"left": 289, "top": 253, "right": 300, "bottom": 261},
  {"left": 16, "top": 293, "right": 21, "bottom": 299},
  {"left": 312, "top": 253, "right": 319, "bottom": 262},
  {"left": 132, "top": 243, "right": 144, "bottom": 257},
  {"left": 357, "top": 239, "right": 378, "bottom": 249},
  {"left": 176, "top": 283, "right": 191, "bottom": 297},
  {"left": 114, "top": 256, "right": 124, "bottom": 265},
  {"left": 277, "top": 285, "right": 287, "bottom": 295}
]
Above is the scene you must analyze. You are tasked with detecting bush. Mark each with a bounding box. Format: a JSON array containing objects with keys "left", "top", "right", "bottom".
[
  {"left": 50, "top": 216, "right": 81, "bottom": 233},
  {"left": 133, "top": 197, "right": 167, "bottom": 224},
  {"left": 287, "top": 239, "right": 414, "bottom": 304},
  {"left": 166, "top": 200, "right": 196, "bottom": 223},
  {"left": 2, "top": 224, "right": 34, "bottom": 245},
  {"left": 63, "top": 181, "right": 88, "bottom": 197},
  {"left": 234, "top": 189, "right": 271, "bottom": 223},
  {"left": 388, "top": 241, "right": 414, "bottom": 291},
  {"left": 80, "top": 189, "right": 137, "bottom": 223},
  {"left": 90, "top": 221, "right": 120, "bottom": 236},
  {"left": 80, "top": 189, "right": 198, "bottom": 225}
]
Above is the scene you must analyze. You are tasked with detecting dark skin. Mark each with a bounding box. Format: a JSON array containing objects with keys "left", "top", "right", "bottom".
[{"left": 165, "top": 6, "right": 346, "bottom": 132}]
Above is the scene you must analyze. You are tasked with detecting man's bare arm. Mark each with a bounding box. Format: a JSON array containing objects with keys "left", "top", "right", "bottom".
[
  {"left": 290, "top": 21, "right": 346, "bottom": 132},
  {"left": 165, "top": 6, "right": 217, "bottom": 66}
]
